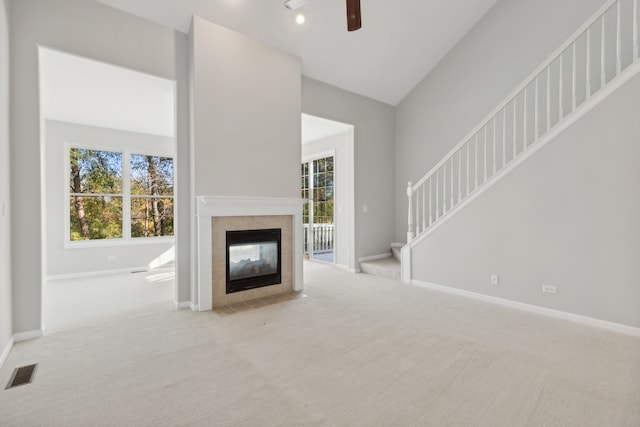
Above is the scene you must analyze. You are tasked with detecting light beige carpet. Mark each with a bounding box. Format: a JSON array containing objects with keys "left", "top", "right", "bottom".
[
  {"left": 43, "top": 264, "right": 175, "bottom": 333},
  {"left": 1, "top": 261, "right": 639, "bottom": 426}
]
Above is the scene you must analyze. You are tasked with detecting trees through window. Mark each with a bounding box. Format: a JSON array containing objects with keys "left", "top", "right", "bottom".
[
  {"left": 130, "top": 155, "right": 174, "bottom": 238},
  {"left": 69, "top": 148, "right": 174, "bottom": 242}
]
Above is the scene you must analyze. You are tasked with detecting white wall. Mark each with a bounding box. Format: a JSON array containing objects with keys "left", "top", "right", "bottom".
[
  {"left": 0, "top": 0, "right": 13, "bottom": 365},
  {"left": 395, "top": 0, "right": 608, "bottom": 240},
  {"left": 190, "top": 16, "right": 301, "bottom": 198},
  {"left": 302, "top": 77, "right": 396, "bottom": 262},
  {"left": 44, "top": 120, "right": 175, "bottom": 278},
  {"left": 9, "top": 0, "right": 190, "bottom": 334},
  {"left": 412, "top": 71, "right": 640, "bottom": 328},
  {"left": 302, "top": 131, "right": 355, "bottom": 270}
]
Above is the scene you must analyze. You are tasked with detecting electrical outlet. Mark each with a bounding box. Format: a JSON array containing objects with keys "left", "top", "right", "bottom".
[
  {"left": 107, "top": 255, "right": 116, "bottom": 261},
  {"left": 491, "top": 274, "right": 499, "bottom": 285},
  {"left": 542, "top": 285, "right": 557, "bottom": 294}
]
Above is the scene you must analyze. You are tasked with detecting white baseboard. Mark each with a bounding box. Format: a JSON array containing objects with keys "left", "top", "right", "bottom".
[
  {"left": 46, "top": 266, "right": 149, "bottom": 282},
  {"left": 13, "top": 329, "right": 44, "bottom": 343},
  {"left": 335, "top": 264, "right": 359, "bottom": 274},
  {"left": 412, "top": 280, "right": 640, "bottom": 338},
  {"left": 358, "top": 253, "right": 392, "bottom": 263},
  {"left": 190, "top": 303, "right": 200, "bottom": 312},
  {"left": 175, "top": 301, "right": 191, "bottom": 309},
  {"left": 0, "top": 337, "right": 14, "bottom": 369}
]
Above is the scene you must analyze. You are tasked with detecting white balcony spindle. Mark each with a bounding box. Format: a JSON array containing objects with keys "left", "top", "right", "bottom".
[
  {"left": 422, "top": 184, "right": 426, "bottom": 231},
  {"left": 324, "top": 227, "right": 328, "bottom": 251},
  {"left": 513, "top": 100, "right": 517, "bottom": 157},
  {"left": 602, "top": 17, "right": 606, "bottom": 87},
  {"left": 429, "top": 178, "right": 433, "bottom": 226},
  {"left": 483, "top": 127, "right": 488, "bottom": 182},
  {"left": 324, "top": 227, "right": 327, "bottom": 250},
  {"left": 559, "top": 54, "right": 564, "bottom": 119},
  {"left": 436, "top": 170, "right": 440, "bottom": 219},
  {"left": 523, "top": 88, "right": 528, "bottom": 150},
  {"left": 492, "top": 118, "right": 497, "bottom": 174},
  {"left": 475, "top": 135, "right": 478, "bottom": 189},
  {"left": 458, "top": 149, "right": 462, "bottom": 201},
  {"left": 587, "top": 28, "right": 592, "bottom": 98},
  {"left": 616, "top": 0, "right": 622, "bottom": 75},
  {"left": 323, "top": 227, "right": 326, "bottom": 251},
  {"left": 546, "top": 67, "right": 552, "bottom": 129},
  {"left": 406, "top": 181, "right": 414, "bottom": 242},
  {"left": 572, "top": 42, "right": 577, "bottom": 111},
  {"left": 449, "top": 156, "right": 454, "bottom": 209},
  {"left": 450, "top": 158, "right": 454, "bottom": 208},
  {"left": 443, "top": 164, "right": 447, "bottom": 214},
  {"left": 466, "top": 143, "right": 470, "bottom": 196},
  {"left": 634, "top": 0, "right": 639, "bottom": 61},
  {"left": 534, "top": 77, "right": 539, "bottom": 140},
  {"left": 415, "top": 186, "right": 420, "bottom": 234},
  {"left": 502, "top": 109, "right": 507, "bottom": 167}
]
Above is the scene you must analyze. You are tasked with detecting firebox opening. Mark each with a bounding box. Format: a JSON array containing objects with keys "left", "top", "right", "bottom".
[{"left": 226, "top": 228, "right": 282, "bottom": 294}]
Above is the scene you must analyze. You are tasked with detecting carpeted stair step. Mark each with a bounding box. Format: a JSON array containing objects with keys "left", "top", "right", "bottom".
[
  {"left": 391, "top": 243, "right": 403, "bottom": 262},
  {"left": 359, "top": 256, "right": 401, "bottom": 281}
]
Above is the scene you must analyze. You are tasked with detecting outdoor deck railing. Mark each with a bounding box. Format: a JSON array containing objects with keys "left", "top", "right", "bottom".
[{"left": 303, "top": 223, "right": 334, "bottom": 254}]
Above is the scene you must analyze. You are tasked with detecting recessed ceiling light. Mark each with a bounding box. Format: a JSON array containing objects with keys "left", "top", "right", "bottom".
[{"left": 296, "top": 14, "right": 305, "bottom": 25}]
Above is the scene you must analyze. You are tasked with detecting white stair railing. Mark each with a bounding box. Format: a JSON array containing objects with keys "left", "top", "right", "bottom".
[{"left": 407, "top": 0, "right": 639, "bottom": 244}]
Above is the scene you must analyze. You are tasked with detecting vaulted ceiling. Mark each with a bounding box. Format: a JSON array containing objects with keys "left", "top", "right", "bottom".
[{"left": 96, "top": 0, "right": 498, "bottom": 106}]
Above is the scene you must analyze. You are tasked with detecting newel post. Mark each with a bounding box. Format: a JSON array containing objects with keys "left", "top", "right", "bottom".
[{"left": 407, "top": 181, "right": 414, "bottom": 243}]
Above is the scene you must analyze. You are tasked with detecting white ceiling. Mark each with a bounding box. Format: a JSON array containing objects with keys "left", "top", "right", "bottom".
[
  {"left": 39, "top": 47, "right": 175, "bottom": 137},
  {"left": 302, "top": 113, "right": 351, "bottom": 144},
  {"left": 96, "top": 0, "right": 498, "bottom": 106}
]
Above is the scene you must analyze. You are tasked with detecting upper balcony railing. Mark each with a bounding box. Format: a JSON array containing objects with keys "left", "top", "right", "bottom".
[{"left": 407, "top": 0, "right": 639, "bottom": 243}]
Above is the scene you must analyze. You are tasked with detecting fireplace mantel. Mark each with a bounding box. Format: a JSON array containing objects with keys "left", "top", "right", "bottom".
[{"left": 195, "top": 196, "right": 305, "bottom": 311}]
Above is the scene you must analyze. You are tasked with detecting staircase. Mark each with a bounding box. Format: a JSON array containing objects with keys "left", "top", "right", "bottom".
[
  {"left": 359, "top": 243, "right": 402, "bottom": 281},
  {"left": 401, "top": 0, "right": 640, "bottom": 284}
]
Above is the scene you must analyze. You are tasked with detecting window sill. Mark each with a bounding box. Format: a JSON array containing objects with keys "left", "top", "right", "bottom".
[{"left": 64, "top": 236, "right": 175, "bottom": 249}]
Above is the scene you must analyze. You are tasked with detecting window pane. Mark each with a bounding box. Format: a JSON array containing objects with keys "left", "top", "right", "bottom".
[
  {"left": 131, "top": 155, "right": 174, "bottom": 196},
  {"left": 326, "top": 157, "right": 334, "bottom": 172},
  {"left": 131, "top": 197, "right": 174, "bottom": 238},
  {"left": 69, "top": 148, "right": 122, "bottom": 194},
  {"left": 69, "top": 195, "right": 123, "bottom": 240}
]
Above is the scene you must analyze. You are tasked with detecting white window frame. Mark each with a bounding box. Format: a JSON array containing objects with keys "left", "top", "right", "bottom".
[{"left": 64, "top": 143, "right": 175, "bottom": 248}]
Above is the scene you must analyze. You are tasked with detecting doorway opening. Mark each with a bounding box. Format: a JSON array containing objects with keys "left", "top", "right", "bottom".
[
  {"left": 38, "top": 47, "right": 178, "bottom": 332},
  {"left": 301, "top": 114, "right": 355, "bottom": 270}
]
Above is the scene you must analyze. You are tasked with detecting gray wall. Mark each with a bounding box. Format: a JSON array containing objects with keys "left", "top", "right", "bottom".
[
  {"left": 412, "top": 71, "right": 640, "bottom": 328},
  {"left": 190, "top": 16, "right": 301, "bottom": 198},
  {"left": 0, "top": 0, "right": 12, "bottom": 361},
  {"left": 395, "top": 0, "right": 607, "bottom": 240},
  {"left": 44, "top": 120, "right": 175, "bottom": 278},
  {"left": 302, "top": 77, "right": 396, "bottom": 262},
  {"left": 9, "top": 0, "right": 190, "bottom": 334}
]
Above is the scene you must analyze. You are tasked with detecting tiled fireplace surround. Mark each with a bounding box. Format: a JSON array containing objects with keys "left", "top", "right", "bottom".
[{"left": 196, "top": 196, "right": 304, "bottom": 311}]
